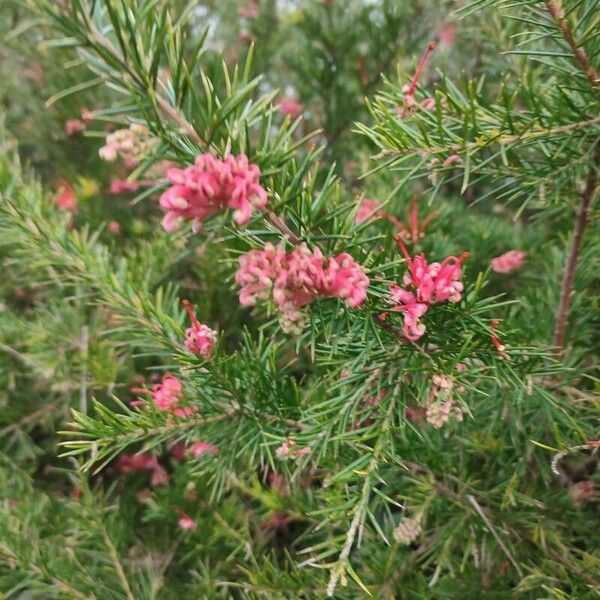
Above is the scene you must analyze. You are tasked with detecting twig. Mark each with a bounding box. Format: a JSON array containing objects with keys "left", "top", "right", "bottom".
[
  {"left": 466, "top": 494, "right": 523, "bottom": 578},
  {"left": 545, "top": 0, "right": 600, "bottom": 101},
  {"left": 0, "top": 405, "right": 60, "bottom": 437},
  {"left": 101, "top": 525, "right": 136, "bottom": 600},
  {"left": 326, "top": 394, "right": 396, "bottom": 597},
  {"left": 552, "top": 144, "right": 599, "bottom": 355}
]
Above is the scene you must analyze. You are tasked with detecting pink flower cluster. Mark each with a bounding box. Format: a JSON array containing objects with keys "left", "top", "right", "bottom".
[
  {"left": 277, "top": 96, "right": 303, "bottom": 119},
  {"left": 182, "top": 300, "right": 217, "bottom": 359},
  {"left": 151, "top": 374, "right": 196, "bottom": 418},
  {"left": 116, "top": 453, "right": 169, "bottom": 486},
  {"left": 275, "top": 439, "right": 311, "bottom": 460},
  {"left": 236, "top": 243, "right": 369, "bottom": 332},
  {"left": 54, "top": 180, "right": 78, "bottom": 212},
  {"left": 389, "top": 241, "right": 468, "bottom": 341},
  {"left": 490, "top": 250, "right": 526, "bottom": 274},
  {"left": 158, "top": 153, "right": 268, "bottom": 233}
]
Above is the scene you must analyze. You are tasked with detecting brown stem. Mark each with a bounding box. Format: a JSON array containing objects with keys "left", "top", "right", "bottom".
[
  {"left": 552, "top": 145, "right": 599, "bottom": 355},
  {"left": 545, "top": 0, "right": 600, "bottom": 101}
]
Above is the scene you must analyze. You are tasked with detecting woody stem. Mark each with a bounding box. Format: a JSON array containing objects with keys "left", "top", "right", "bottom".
[{"left": 552, "top": 145, "right": 599, "bottom": 356}]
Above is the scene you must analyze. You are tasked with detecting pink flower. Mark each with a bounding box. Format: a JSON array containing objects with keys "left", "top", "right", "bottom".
[
  {"left": 275, "top": 439, "right": 310, "bottom": 460},
  {"left": 388, "top": 240, "right": 468, "bottom": 341},
  {"left": 393, "top": 197, "right": 438, "bottom": 244},
  {"left": 443, "top": 154, "right": 463, "bottom": 167},
  {"left": 108, "top": 179, "right": 140, "bottom": 195},
  {"left": 108, "top": 221, "right": 121, "bottom": 236},
  {"left": 420, "top": 98, "right": 436, "bottom": 112},
  {"left": 116, "top": 453, "right": 168, "bottom": 486},
  {"left": 159, "top": 153, "right": 267, "bottom": 233},
  {"left": 238, "top": 1, "right": 259, "bottom": 18},
  {"left": 177, "top": 511, "right": 197, "bottom": 531},
  {"left": 236, "top": 243, "right": 369, "bottom": 332},
  {"left": 117, "top": 453, "right": 159, "bottom": 473},
  {"left": 54, "top": 180, "right": 78, "bottom": 212},
  {"left": 356, "top": 199, "right": 381, "bottom": 223},
  {"left": 490, "top": 250, "right": 526, "bottom": 274},
  {"left": 187, "top": 442, "right": 219, "bottom": 457},
  {"left": 398, "top": 42, "right": 437, "bottom": 118},
  {"left": 81, "top": 108, "right": 93, "bottom": 124},
  {"left": 99, "top": 124, "right": 154, "bottom": 163},
  {"left": 438, "top": 23, "right": 455, "bottom": 47},
  {"left": 182, "top": 300, "right": 217, "bottom": 358},
  {"left": 277, "top": 97, "right": 303, "bottom": 119},
  {"left": 64, "top": 119, "right": 86, "bottom": 136}
]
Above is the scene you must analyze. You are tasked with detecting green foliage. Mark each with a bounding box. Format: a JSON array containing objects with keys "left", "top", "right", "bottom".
[{"left": 1, "top": 0, "right": 599, "bottom": 598}]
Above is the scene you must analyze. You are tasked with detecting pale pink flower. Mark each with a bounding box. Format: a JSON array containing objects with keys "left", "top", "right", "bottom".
[
  {"left": 426, "top": 373, "right": 463, "bottom": 428},
  {"left": 490, "top": 250, "right": 526, "bottom": 274},
  {"left": 275, "top": 439, "right": 310, "bottom": 460},
  {"left": 177, "top": 511, "right": 197, "bottom": 531},
  {"left": 151, "top": 374, "right": 185, "bottom": 412},
  {"left": 182, "top": 300, "right": 217, "bottom": 358},
  {"left": 277, "top": 96, "right": 303, "bottom": 119},
  {"left": 236, "top": 243, "right": 369, "bottom": 332},
  {"left": 54, "top": 180, "right": 78, "bottom": 212},
  {"left": 108, "top": 221, "right": 121, "bottom": 236},
  {"left": 116, "top": 453, "right": 168, "bottom": 486},
  {"left": 159, "top": 153, "right": 267, "bottom": 233},
  {"left": 108, "top": 179, "right": 140, "bottom": 195},
  {"left": 99, "top": 124, "right": 154, "bottom": 164},
  {"left": 238, "top": 1, "right": 259, "bottom": 18},
  {"left": 443, "top": 154, "right": 463, "bottom": 167},
  {"left": 393, "top": 517, "right": 421, "bottom": 545},
  {"left": 420, "top": 98, "right": 436, "bottom": 112},
  {"left": 64, "top": 119, "right": 86, "bottom": 136},
  {"left": 187, "top": 442, "right": 219, "bottom": 457},
  {"left": 81, "top": 108, "right": 93, "bottom": 124},
  {"left": 438, "top": 23, "right": 455, "bottom": 47},
  {"left": 150, "top": 465, "right": 170, "bottom": 487},
  {"left": 356, "top": 198, "right": 381, "bottom": 223}
]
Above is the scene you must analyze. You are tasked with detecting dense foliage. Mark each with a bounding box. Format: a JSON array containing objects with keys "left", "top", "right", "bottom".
[{"left": 1, "top": 0, "right": 599, "bottom": 598}]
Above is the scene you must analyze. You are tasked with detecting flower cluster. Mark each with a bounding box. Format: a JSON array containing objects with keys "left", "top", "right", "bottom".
[
  {"left": 393, "top": 517, "right": 422, "bottom": 545},
  {"left": 275, "top": 439, "right": 311, "bottom": 460},
  {"left": 116, "top": 453, "right": 169, "bottom": 487},
  {"left": 426, "top": 374, "right": 464, "bottom": 428},
  {"left": 150, "top": 374, "right": 196, "bottom": 418},
  {"left": 99, "top": 123, "right": 155, "bottom": 164},
  {"left": 236, "top": 243, "right": 369, "bottom": 332},
  {"left": 182, "top": 300, "right": 217, "bottom": 358},
  {"left": 277, "top": 96, "right": 303, "bottom": 119},
  {"left": 491, "top": 249, "right": 526, "bottom": 274},
  {"left": 389, "top": 240, "right": 467, "bottom": 341},
  {"left": 158, "top": 153, "right": 267, "bottom": 233}
]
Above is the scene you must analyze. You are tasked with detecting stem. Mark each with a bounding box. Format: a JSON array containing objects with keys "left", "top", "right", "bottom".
[
  {"left": 552, "top": 144, "right": 599, "bottom": 355},
  {"left": 545, "top": 0, "right": 600, "bottom": 101}
]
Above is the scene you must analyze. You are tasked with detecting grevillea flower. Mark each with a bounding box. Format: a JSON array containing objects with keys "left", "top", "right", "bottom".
[
  {"left": 426, "top": 373, "right": 464, "bottom": 428},
  {"left": 388, "top": 240, "right": 468, "bottom": 341},
  {"left": 54, "top": 180, "right": 78, "bottom": 212},
  {"left": 150, "top": 374, "right": 196, "bottom": 418},
  {"left": 177, "top": 511, "right": 197, "bottom": 531},
  {"left": 397, "top": 42, "right": 437, "bottom": 118},
  {"left": 275, "top": 439, "right": 311, "bottom": 460},
  {"left": 116, "top": 453, "right": 169, "bottom": 486},
  {"left": 393, "top": 197, "right": 438, "bottom": 244},
  {"left": 490, "top": 319, "right": 508, "bottom": 359},
  {"left": 159, "top": 153, "right": 267, "bottom": 233},
  {"left": 238, "top": 1, "right": 259, "bottom": 18},
  {"left": 64, "top": 119, "right": 86, "bottom": 136},
  {"left": 277, "top": 96, "right": 303, "bottom": 119},
  {"left": 99, "top": 124, "right": 155, "bottom": 164},
  {"left": 236, "top": 243, "right": 369, "bottom": 332},
  {"left": 187, "top": 442, "right": 219, "bottom": 457},
  {"left": 108, "top": 221, "right": 121, "bottom": 236},
  {"left": 356, "top": 199, "right": 382, "bottom": 223},
  {"left": 182, "top": 300, "right": 217, "bottom": 358},
  {"left": 393, "top": 517, "right": 422, "bottom": 545},
  {"left": 490, "top": 250, "right": 526, "bottom": 274},
  {"left": 108, "top": 179, "right": 140, "bottom": 195}
]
